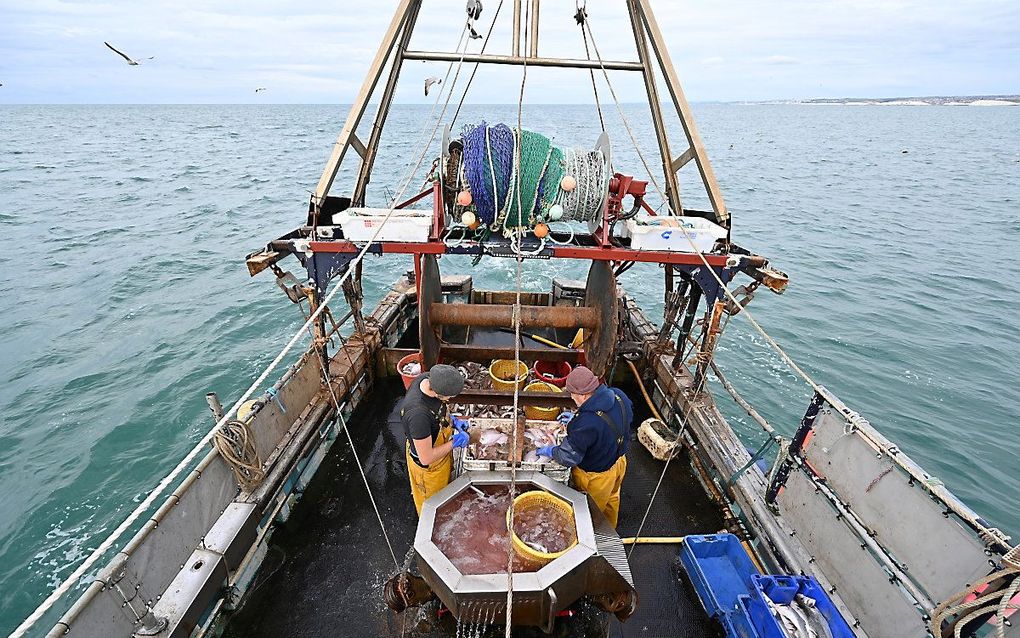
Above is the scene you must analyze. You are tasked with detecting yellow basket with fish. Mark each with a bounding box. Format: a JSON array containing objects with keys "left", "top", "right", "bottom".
[
  {"left": 489, "top": 359, "right": 529, "bottom": 392},
  {"left": 522, "top": 381, "right": 563, "bottom": 420},
  {"left": 506, "top": 490, "right": 578, "bottom": 564}
]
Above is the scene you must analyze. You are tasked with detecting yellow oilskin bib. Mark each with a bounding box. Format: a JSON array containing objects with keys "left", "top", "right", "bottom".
[
  {"left": 571, "top": 454, "right": 628, "bottom": 527},
  {"left": 406, "top": 424, "right": 453, "bottom": 515}
]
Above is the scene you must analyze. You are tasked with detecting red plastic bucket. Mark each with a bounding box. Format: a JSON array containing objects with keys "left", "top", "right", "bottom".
[
  {"left": 398, "top": 352, "right": 423, "bottom": 389},
  {"left": 532, "top": 360, "right": 572, "bottom": 388}
]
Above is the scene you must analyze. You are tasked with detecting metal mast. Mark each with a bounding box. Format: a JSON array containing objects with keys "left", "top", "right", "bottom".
[{"left": 311, "top": 0, "right": 729, "bottom": 227}]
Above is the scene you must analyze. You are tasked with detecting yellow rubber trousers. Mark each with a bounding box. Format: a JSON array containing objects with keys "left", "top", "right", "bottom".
[
  {"left": 406, "top": 425, "right": 453, "bottom": 515},
  {"left": 571, "top": 454, "right": 628, "bottom": 527}
]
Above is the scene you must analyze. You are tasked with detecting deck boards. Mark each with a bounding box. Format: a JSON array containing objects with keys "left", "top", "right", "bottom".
[{"left": 222, "top": 377, "right": 723, "bottom": 638}]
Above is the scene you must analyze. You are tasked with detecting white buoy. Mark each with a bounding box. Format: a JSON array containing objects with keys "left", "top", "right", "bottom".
[
  {"left": 548, "top": 204, "right": 564, "bottom": 221},
  {"left": 461, "top": 211, "right": 477, "bottom": 226}
]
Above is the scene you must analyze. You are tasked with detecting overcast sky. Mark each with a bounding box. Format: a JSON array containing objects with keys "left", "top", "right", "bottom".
[{"left": 0, "top": 0, "right": 1017, "bottom": 104}]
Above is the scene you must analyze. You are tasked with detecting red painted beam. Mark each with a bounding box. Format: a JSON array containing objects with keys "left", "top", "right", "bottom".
[
  {"left": 550, "top": 245, "right": 730, "bottom": 267},
  {"left": 307, "top": 239, "right": 730, "bottom": 267}
]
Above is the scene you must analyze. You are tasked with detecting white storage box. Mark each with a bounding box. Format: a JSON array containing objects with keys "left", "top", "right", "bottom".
[
  {"left": 623, "top": 214, "right": 727, "bottom": 253},
  {"left": 334, "top": 207, "right": 432, "bottom": 243}
]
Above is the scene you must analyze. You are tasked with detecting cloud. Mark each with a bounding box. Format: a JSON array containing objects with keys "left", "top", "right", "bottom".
[
  {"left": 0, "top": 0, "right": 1017, "bottom": 103},
  {"left": 761, "top": 55, "right": 799, "bottom": 66}
]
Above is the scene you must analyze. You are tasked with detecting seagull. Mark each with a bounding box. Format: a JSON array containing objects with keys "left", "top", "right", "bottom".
[
  {"left": 425, "top": 76, "right": 441, "bottom": 97},
  {"left": 104, "top": 41, "right": 153, "bottom": 65},
  {"left": 466, "top": 0, "right": 483, "bottom": 39},
  {"left": 255, "top": 87, "right": 267, "bottom": 93}
]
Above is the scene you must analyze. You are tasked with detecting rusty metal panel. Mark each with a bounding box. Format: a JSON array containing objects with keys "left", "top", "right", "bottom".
[
  {"left": 248, "top": 355, "right": 323, "bottom": 460},
  {"left": 803, "top": 408, "right": 993, "bottom": 602},
  {"left": 779, "top": 471, "right": 928, "bottom": 638}
]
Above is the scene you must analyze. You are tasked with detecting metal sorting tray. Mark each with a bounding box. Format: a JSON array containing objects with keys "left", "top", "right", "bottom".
[{"left": 455, "top": 418, "right": 569, "bottom": 483}]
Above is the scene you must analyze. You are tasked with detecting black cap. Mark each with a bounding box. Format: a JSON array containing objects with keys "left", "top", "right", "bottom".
[{"left": 428, "top": 364, "right": 465, "bottom": 397}]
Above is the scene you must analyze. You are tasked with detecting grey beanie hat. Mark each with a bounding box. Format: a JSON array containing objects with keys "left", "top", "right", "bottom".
[{"left": 428, "top": 364, "right": 465, "bottom": 397}]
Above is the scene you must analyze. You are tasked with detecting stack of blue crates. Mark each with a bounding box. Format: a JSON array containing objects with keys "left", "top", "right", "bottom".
[{"left": 679, "top": 534, "right": 856, "bottom": 638}]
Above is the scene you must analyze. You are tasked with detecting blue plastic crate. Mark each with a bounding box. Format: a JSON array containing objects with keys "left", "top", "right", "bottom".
[
  {"left": 679, "top": 534, "right": 760, "bottom": 620},
  {"left": 745, "top": 574, "right": 856, "bottom": 638}
]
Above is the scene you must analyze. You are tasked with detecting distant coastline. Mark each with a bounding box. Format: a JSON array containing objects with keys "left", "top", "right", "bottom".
[{"left": 754, "top": 95, "right": 1019, "bottom": 106}]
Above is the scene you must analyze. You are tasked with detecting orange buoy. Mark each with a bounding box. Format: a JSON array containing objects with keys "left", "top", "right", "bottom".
[
  {"left": 534, "top": 223, "right": 550, "bottom": 239},
  {"left": 560, "top": 175, "right": 577, "bottom": 192},
  {"left": 457, "top": 190, "right": 473, "bottom": 206},
  {"left": 468, "top": 220, "right": 480, "bottom": 230}
]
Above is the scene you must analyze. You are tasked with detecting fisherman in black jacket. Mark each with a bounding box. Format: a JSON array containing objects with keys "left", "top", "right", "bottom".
[{"left": 537, "top": 366, "right": 633, "bottom": 526}]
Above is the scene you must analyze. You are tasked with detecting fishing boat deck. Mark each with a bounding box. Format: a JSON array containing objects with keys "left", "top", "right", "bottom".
[{"left": 222, "top": 375, "right": 725, "bottom": 638}]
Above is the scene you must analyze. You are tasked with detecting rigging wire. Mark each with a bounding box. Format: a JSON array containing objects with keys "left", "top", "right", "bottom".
[
  {"left": 451, "top": 0, "right": 507, "bottom": 127},
  {"left": 505, "top": 2, "right": 531, "bottom": 634},
  {"left": 309, "top": 334, "right": 401, "bottom": 568},
  {"left": 10, "top": 13, "right": 484, "bottom": 637},
  {"left": 388, "top": 22, "right": 469, "bottom": 205},
  {"left": 576, "top": 13, "right": 835, "bottom": 556},
  {"left": 575, "top": 1, "right": 605, "bottom": 132}
]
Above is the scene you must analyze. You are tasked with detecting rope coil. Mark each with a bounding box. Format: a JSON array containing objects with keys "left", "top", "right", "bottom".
[{"left": 213, "top": 420, "right": 265, "bottom": 492}]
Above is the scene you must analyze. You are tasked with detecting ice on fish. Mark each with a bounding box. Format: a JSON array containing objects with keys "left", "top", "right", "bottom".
[{"left": 401, "top": 361, "right": 422, "bottom": 376}]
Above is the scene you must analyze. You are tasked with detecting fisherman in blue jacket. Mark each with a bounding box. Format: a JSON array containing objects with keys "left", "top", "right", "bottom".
[{"left": 537, "top": 366, "right": 633, "bottom": 527}]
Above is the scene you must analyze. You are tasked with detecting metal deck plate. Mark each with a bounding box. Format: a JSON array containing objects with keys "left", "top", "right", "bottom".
[{"left": 222, "top": 379, "right": 723, "bottom": 637}]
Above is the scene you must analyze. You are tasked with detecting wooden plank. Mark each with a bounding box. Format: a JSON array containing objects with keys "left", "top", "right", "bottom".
[
  {"left": 457, "top": 389, "right": 576, "bottom": 409},
  {"left": 245, "top": 250, "right": 284, "bottom": 277},
  {"left": 636, "top": 0, "right": 730, "bottom": 226},
  {"left": 670, "top": 147, "right": 695, "bottom": 173},
  {"left": 312, "top": 0, "right": 417, "bottom": 203},
  {"left": 349, "top": 133, "right": 368, "bottom": 160}
]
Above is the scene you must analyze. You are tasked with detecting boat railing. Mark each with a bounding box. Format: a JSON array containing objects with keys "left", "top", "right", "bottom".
[{"left": 764, "top": 387, "right": 1012, "bottom": 637}]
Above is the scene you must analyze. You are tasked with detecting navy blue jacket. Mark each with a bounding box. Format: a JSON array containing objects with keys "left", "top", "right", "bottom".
[{"left": 552, "top": 385, "right": 634, "bottom": 473}]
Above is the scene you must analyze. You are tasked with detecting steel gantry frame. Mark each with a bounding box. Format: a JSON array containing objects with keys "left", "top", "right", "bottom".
[{"left": 311, "top": 0, "right": 730, "bottom": 227}]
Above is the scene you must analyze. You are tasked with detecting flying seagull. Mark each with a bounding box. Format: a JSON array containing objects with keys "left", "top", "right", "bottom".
[
  {"left": 255, "top": 87, "right": 267, "bottom": 93},
  {"left": 466, "top": 0, "right": 483, "bottom": 39},
  {"left": 425, "top": 76, "right": 441, "bottom": 97},
  {"left": 104, "top": 42, "right": 153, "bottom": 65}
]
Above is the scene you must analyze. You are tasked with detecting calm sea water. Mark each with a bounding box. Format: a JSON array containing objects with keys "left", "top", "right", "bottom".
[{"left": 1, "top": 103, "right": 1018, "bottom": 632}]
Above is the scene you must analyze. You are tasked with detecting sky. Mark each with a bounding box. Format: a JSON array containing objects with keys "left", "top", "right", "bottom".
[{"left": 0, "top": 0, "right": 1017, "bottom": 104}]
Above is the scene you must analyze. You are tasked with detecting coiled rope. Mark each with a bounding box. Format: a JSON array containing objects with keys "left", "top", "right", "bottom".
[{"left": 213, "top": 420, "right": 265, "bottom": 492}]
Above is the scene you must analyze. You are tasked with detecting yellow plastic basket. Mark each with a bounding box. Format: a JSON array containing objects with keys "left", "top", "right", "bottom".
[
  {"left": 506, "top": 491, "right": 577, "bottom": 564},
  {"left": 489, "top": 359, "right": 529, "bottom": 392},
  {"left": 522, "top": 381, "right": 563, "bottom": 420}
]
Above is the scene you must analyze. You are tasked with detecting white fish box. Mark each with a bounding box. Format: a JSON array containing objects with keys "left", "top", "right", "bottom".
[
  {"left": 623, "top": 214, "right": 727, "bottom": 253},
  {"left": 334, "top": 207, "right": 433, "bottom": 243},
  {"left": 456, "top": 418, "right": 569, "bottom": 483}
]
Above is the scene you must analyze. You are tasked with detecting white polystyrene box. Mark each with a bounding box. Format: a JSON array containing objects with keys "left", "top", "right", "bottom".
[
  {"left": 623, "top": 214, "right": 727, "bottom": 253},
  {"left": 334, "top": 207, "right": 432, "bottom": 243}
]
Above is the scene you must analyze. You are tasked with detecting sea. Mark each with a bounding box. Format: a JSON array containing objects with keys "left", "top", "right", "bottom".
[{"left": 1, "top": 103, "right": 1018, "bottom": 633}]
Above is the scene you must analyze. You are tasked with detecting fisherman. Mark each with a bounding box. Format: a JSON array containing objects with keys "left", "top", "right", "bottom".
[
  {"left": 536, "top": 366, "right": 633, "bottom": 527},
  {"left": 401, "top": 363, "right": 470, "bottom": 515}
]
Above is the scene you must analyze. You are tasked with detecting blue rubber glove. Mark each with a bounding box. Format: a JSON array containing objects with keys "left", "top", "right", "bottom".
[
  {"left": 557, "top": 411, "right": 575, "bottom": 425},
  {"left": 536, "top": 445, "right": 556, "bottom": 459},
  {"left": 451, "top": 416, "right": 470, "bottom": 432},
  {"left": 452, "top": 430, "right": 470, "bottom": 449}
]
